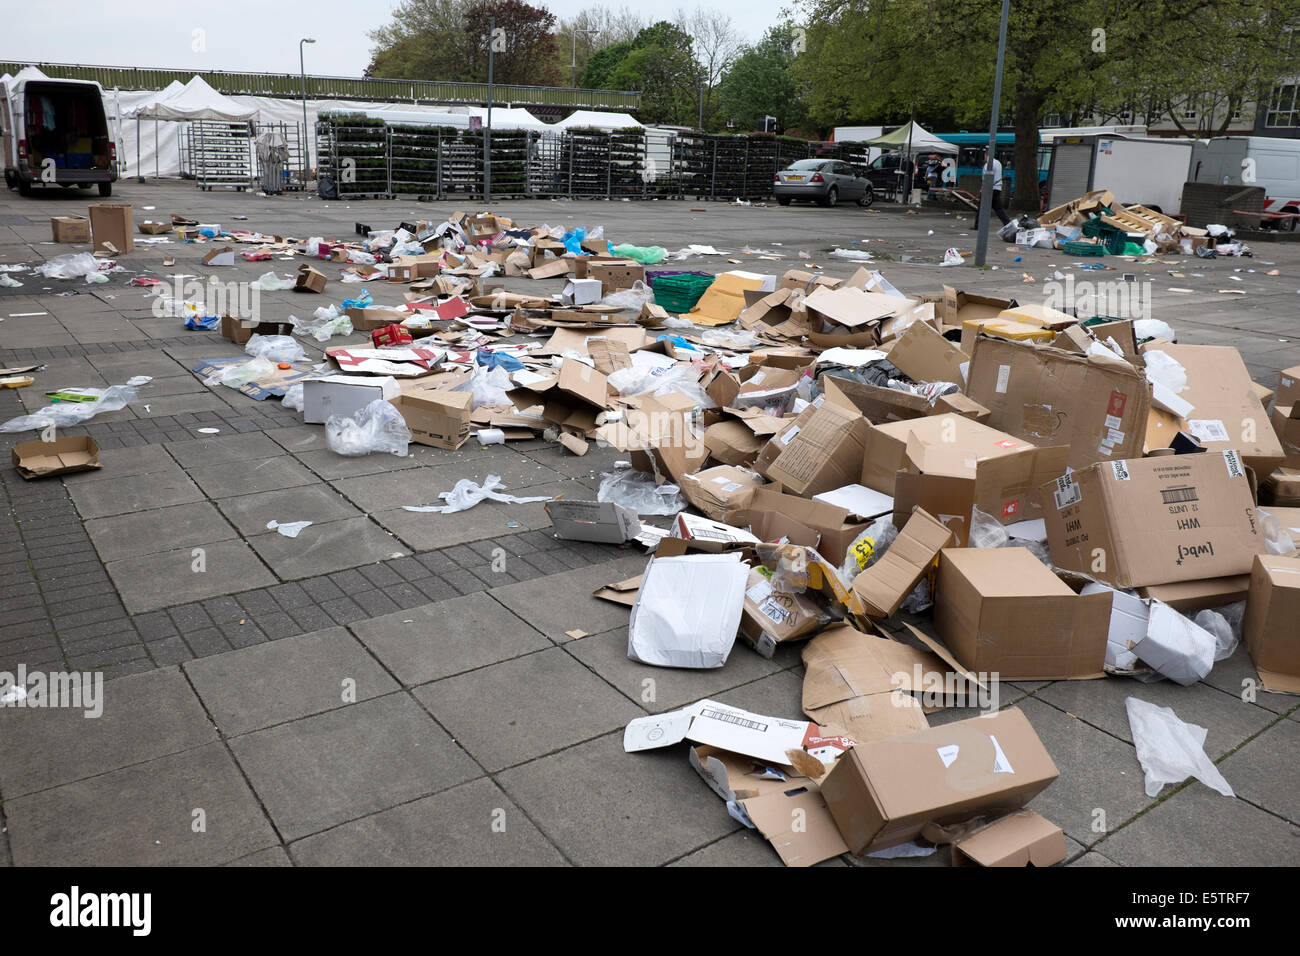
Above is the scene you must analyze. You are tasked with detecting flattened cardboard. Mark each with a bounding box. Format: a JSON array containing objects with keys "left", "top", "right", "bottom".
[
  {"left": 545, "top": 500, "right": 640, "bottom": 543},
  {"left": 593, "top": 575, "right": 642, "bottom": 607},
  {"left": 852, "top": 507, "right": 953, "bottom": 619},
  {"left": 191, "top": 357, "right": 313, "bottom": 400},
  {"left": 802, "top": 286, "right": 905, "bottom": 330},
  {"left": 967, "top": 338, "right": 1151, "bottom": 470},
  {"left": 934, "top": 548, "right": 1111, "bottom": 679},
  {"left": 12, "top": 435, "right": 101, "bottom": 479},
  {"left": 1242, "top": 554, "right": 1300, "bottom": 693},
  {"left": 950, "top": 810, "right": 1066, "bottom": 867},
  {"left": 819, "top": 706, "right": 1058, "bottom": 855},
  {"left": 202, "top": 246, "right": 235, "bottom": 267},
  {"left": 887, "top": 320, "right": 969, "bottom": 384},
  {"left": 89, "top": 203, "right": 133, "bottom": 255},
  {"left": 691, "top": 271, "right": 772, "bottom": 326},
  {"left": 1041, "top": 452, "right": 1268, "bottom": 589}
]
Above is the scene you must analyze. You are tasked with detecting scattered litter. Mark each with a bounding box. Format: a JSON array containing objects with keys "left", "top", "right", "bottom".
[
  {"left": 1125, "top": 697, "right": 1234, "bottom": 798},
  {"left": 266, "top": 520, "right": 313, "bottom": 538},
  {"left": 325, "top": 399, "right": 411, "bottom": 457}
]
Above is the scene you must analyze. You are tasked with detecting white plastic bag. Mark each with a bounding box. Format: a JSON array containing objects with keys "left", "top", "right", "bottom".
[
  {"left": 203, "top": 355, "right": 277, "bottom": 389},
  {"left": 1193, "top": 607, "right": 1239, "bottom": 662},
  {"left": 606, "top": 364, "right": 715, "bottom": 408},
  {"left": 253, "top": 271, "right": 292, "bottom": 291},
  {"left": 453, "top": 364, "right": 513, "bottom": 409},
  {"left": 601, "top": 280, "right": 655, "bottom": 311},
  {"left": 282, "top": 383, "right": 305, "bottom": 412},
  {"left": 291, "top": 305, "right": 352, "bottom": 342},
  {"left": 1125, "top": 697, "right": 1234, "bottom": 798},
  {"left": 266, "top": 519, "right": 312, "bottom": 538},
  {"left": 401, "top": 475, "right": 552, "bottom": 514},
  {"left": 325, "top": 399, "right": 411, "bottom": 457},
  {"left": 598, "top": 470, "right": 685, "bottom": 516},
  {"left": 245, "top": 333, "right": 307, "bottom": 364},
  {"left": 941, "top": 248, "right": 965, "bottom": 266},
  {"left": 0, "top": 384, "right": 138, "bottom": 433},
  {"left": 1257, "top": 508, "right": 1296, "bottom": 555},
  {"left": 37, "top": 252, "right": 102, "bottom": 279}
]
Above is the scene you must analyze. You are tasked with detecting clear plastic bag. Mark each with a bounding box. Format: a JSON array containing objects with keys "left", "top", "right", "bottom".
[
  {"left": 452, "top": 364, "right": 513, "bottom": 409},
  {"left": 245, "top": 334, "right": 307, "bottom": 364},
  {"left": 203, "top": 356, "right": 277, "bottom": 389},
  {"left": 325, "top": 399, "right": 411, "bottom": 457},
  {"left": 282, "top": 383, "right": 305, "bottom": 412},
  {"left": 606, "top": 364, "right": 715, "bottom": 409},
  {"left": 1125, "top": 697, "right": 1234, "bottom": 797},
  {"left": 401, "top": 475, "right": 552, "bottom": 514},
  {"left": 602, "top": 280, "right": 655, "bottom": 311},
  {"left": 839, "top": 517, "right": 898, "bottom": 582},
  {"left": 700, "top": 327, "right": 762, "bottom": 350},
  {"left": 1194, "top": 607, "right": 1239, "bottom": 662},
  {"left": 0, "top": 384, "right": 138, "bottom": 433},
  {"left": 37, "top": 252, "right": 102, "bottom": 279},
  {"left": 291, "top": 305, "right": 352, "bottom": 342},
  {"left": 597, "top": 470, "right": 685, "bottom": 516},
  {"left": 1257, "top": 508, "right": 1296, "bottom": 555},
  {"left": 253, "top": 271, "right": 292, "bottom": 291}
]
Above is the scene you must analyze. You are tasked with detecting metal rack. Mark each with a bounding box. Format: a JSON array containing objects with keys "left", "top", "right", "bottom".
[{"left": 191, "top": 120, "right": 253, "bottom": 190}]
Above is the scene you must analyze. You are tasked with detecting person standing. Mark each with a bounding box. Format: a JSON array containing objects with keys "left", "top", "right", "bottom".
[{"left": 974, "top": 148, "right": 1011, "bottom": 229}]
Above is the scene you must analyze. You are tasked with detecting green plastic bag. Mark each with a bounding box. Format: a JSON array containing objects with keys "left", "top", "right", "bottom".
[{"left": 610, "top": 243, "right": 667, "bottom": 265}]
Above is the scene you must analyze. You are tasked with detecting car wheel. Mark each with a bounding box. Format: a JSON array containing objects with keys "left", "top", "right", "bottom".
[
  {"left": 819, "top": 186, "right": 838, "bottom": 208},
  {"left": 857, "top": 189, "right": 874, "bottom": 208},
  {"left": 98, "top": 182, "right": 112, "bottom": 197},
  {"left": 778, "top": 197, "right": 791, "bottom": 206},
  {"left": 17, "top": 178, "right": 32, "bottom": 196}
]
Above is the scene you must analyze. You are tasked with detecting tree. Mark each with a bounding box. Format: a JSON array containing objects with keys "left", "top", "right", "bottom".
[
  {"left": 581, "top": 42, "right": 635, "bottom": 89},
  {"left": 556, "top": 6, "right": 647, "bottom": 86},
  {"left": 463, "top": 0, "right": 562, "bottom": 86},
  {"left": 677, "top": 7, "right": 742, "bottom": 126},
  {"left": 716, "top": 26, "right": 807, "bottom": 132},
  {"left": 590, "top": 21, "right": 705, "bottom": 124}
]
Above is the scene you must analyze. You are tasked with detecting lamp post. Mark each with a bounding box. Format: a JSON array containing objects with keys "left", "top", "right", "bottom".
[
  {"left": 974, "top": 0, "right": 1010, "bottom": 267},
  {"left": 299, "top": 37, "right": 315, "bottom": 187},
  {"left": 485, "top": 17, "right": 495, "bottom": 202},
  {"left": 571, "top": 29, "right": 599, "bottom": 88}
]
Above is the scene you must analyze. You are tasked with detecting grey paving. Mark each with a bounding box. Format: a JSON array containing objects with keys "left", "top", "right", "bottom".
[
  {"left": 245, "top": 515, "right": 405, "bottom": 579},
  {"left": 489, "top": 554, "right": 650, "bottom": 642},
  {"left": 106, "top": 538, "right": 277, "bottom": 613},
  {"left": 85, "top": 500, "right": 238, "bottom": 562},
  {"left": 66, "top": 465, "right": 204, "bottom": 518}
]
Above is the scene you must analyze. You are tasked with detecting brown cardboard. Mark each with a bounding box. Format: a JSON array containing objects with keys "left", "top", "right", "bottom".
[
  {"left": 1157, "top": 345, "right": 1285, "bottom": 475},
  {"left": 585, "top": 259, "right": 644, "bottom": 291},
  {"left": 1276, "top": 365, "right": 1300, "bottom": 412},
  {"left": 960, "top": 319, "right": 1055, "bottom": 355},
  {"left": 1241, "top": 554, "right": 1300, "bottom": 693},
  {"left": 967, "top": 337, "right": 1151, "bottom": 470},
  {"left": 678, "top": 465, "right": 762, "bottom": 522},
  {"left": 821, "top": 375, "right": 990, "bottom": 426},
  {"left": 887, "top": 320, "right": 970, "bottom": 384},
  {"left": 852, "top": 507, "right": 954, "bottom": 618},
  {"left": 293, "top": 264, "right": 327, "bottom": 293},
  {"left": 345, "top": 306, "right": 411, "bottom": 332},
  {"left": 739, "top": 567, "right": 829, "bottom": 657},
  {"left": 137, "top": 220, "right": 171, "bottom": 235},
  {"left": 950, "top": 810, "right": 1067, "bottom": 867},
  {"left": 935, "top": 548, "right": 1111, "bottom": 679},
  {"left": 1262, "top": 466, "right": 1300, "bottom": 505},
  {"left": 89, "top": 203, "right": 133, "bottom": 255},
  {"left": 50, "top": 216, "right": 91, "bottom": 243},
  {"left": 221, "top": 315, "right": 292, "bottom": 346},
  {"left": 1136, "top": 576, "right": 1251, "bottom": 612},
  {"left": 1041, "top": 452, "right": 1268, "bottom": 589},
  {"left": 766, "top": 402, "right": 869, "bottom": 498},
  {"left": 819, "top": 707, "right": 1058, "bottom": 854},
  {"left": 593, "top": 575, "right": 641, "bottom": 607},
  {"left": 751, "top": 510, "right": 821, "bottom": 548},
  {"left": 702, "top": 419, "right": 763, "bottom": 466},
  {"left": 780, "top": 269, "right": 842, "bottom": 293},
  {"left": 12, "top": 435, "right": 101, "bottom": 479},
  {"left": 861, "top": 413, "right": 1045, "bottom": 497},
  {"left": 393, "top": 388, "right": 471, "bottom": 449},
  {"left": 1269, "top": 404, "right": 1300, "bottom": 468},
  {"left": 941, "top": 286, "right": 1015, "bottom": 325},
  {"left": 802, "top": 286, "right": 906, "bottom": 330},
  {"left": 742, "top": 487, "right": 867, "bottom": 565},
  {"left": 201, "top": 246, "right": 235, "bottom": 267}
]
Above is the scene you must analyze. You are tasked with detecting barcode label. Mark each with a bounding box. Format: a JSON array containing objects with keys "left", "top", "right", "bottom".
[
  {"left": 1110, "top": 460, "right": 1131, "bottom": 481},
  {"left": 1188, "top": 419, "right": 1230, "bottom": 443},
  {"left": 1054, "top": 475, "right": 1081, "bottom": 509},
  {"left": 995, "top": 364, "right": 1011, "bottom": 394},
  {"left": 700, "top": 708, "right": 768, "bottom": 732},
  {"left": 1160, "top": 486, "right": 1199, "bottom": 504}
]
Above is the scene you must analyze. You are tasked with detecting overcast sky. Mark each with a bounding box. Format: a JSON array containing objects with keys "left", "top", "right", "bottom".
[{"left": 5, "top": 0, "right": 792, "bottom": 80}]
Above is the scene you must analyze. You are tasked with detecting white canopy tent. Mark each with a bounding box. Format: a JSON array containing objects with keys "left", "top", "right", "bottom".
[
  {"left": 120, "top": 80, "right": 184, "bottom": 179},
  {"left": 553, "top": 110, "right": 642, "bottom": 131}
]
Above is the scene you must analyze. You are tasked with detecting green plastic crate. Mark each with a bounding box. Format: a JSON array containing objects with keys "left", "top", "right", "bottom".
[
  {"left": 1062, "top": 240, "right": 1107, "bottom": 257},
  {"left": 652, "top": 274, "right": 715, "bottom": 313}
]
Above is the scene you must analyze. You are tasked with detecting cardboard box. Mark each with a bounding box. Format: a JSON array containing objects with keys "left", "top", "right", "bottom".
[
  {"left": 1276, "top": 365, "right": 1300, "bottom": 412},
  {"left": 960, "top": 318, "right": 1055, "bottom": 355},
  {"left": 950, "top": 810, "right": 1067, "bottom": 867},
  {"left": 545, "top": 500, "right": 640, "bottom": 544},
  {"left": 861, "top": 412, "right": 1045, "bottom": 495},
  {"left": 1040, "top": 452, "right": 1268, "bottom": 589},
  {"left": 393, "top": 388, "right": 472, "bottom": 450},
  {"left": 742, "top": 487, "right": 868, "bottom": 566},
  {"left": 345, "top": 306, "right": 412, "bottom": 332},
  {"left": 821, "top": 374, "right": 989, "bottom": 425},
  {"left": 301, "top": 375, "right": 398, "bottom": 425},
  {"left": 50, "top": 216, "right": 90, "bottom": 243},
  {"left": 852, "top": 508, "right": 954, "bottom": 619},
  {"left": 679, "top": 465, "right": 762, "bottom": 523},
  {"left": 819, "top": 707, "right": 1058, "bottom": 854},
  {"left": 702, "top": 419, "right": 763, "bottom": 466},
  {"left": 1270, "top": 404, "right": 1300, "bottom": 468},
  {"left": 935, "top": 548, "right": 1111, "bottom": 679},
  {"left": 780, "top": 269, "right": 841, "bottom": 293},
  {"left": 201, "top": 246, "right": 235, "bottom": 267},
  {"left": 220, "top": 315, "right": 292, "bottom": 346},
  {"left": 765, "top": 402, "right": 869, "bottom": 498},
  {"left": 670, "top": 512, "right": 760, "bottom": 552},
  {"left": 886, "top": 320, "right": 969, "bottom": 384},
  {"left": 1158, "top": 345, "right": 1285, "bottom": 475},
  {"left": 802, "top": 286, "right": 906, "bottom": 330},
  {"left": 1136, "top": 576, "right": 1251, "bottom": 612},
  {"left": 586, "top": 259, "right": 644, "bottom": 292},
  {"left": 137, "top": 220, "right": 170, "bottom": 235},
  {"left": 88, "top": 203, "right": 133, "bottom": 255},
  {"left": 941, "top": 286, "right": 1015, "bottom": 325},
  {"left": 12, "top": 435, "right": 101, "bottom": 479},
  {"left": 739, "top": 567, "right": 828, "bottom": 657},
  {"left": 1242, "top": 554, "right": 1300, "bottom": 693},
  {"left": 293, "top": 264, "right": 327, "bottom": 293}
]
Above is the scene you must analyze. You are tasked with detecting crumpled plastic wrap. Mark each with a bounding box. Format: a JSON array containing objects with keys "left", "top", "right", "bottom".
[
  {"left": 606, "top": 364, "right": 714, "bottom": 408},
  {"left": 0, "top": 384, "right": 138, "bottom": 433},
  {"left": 245, "top": 333, "right": 307, "bottom": 364},
  {"left": 1125, "top": 697, "right": 1234, "bottom": 798},
  {"left": 601, "top": 280, "right": 655, "bottom": 312},
  {"left": 37, "top": 252, "right": 103, "bottom": 279},
  {"left": 203, "top": 356, "right": 277, "bottom": 389},
  {"left": 291, "top": 305, "right": 352, "bottom": 342},
  {"left": 401, "top": 475, "right": 552, "bottom": 514},
  {"left": 598, "top": 470, "right": 685, "bottom": 516},
  {"left": 452, "top": 364, "right": 513, "bottom": 409},
  {"left": 325, "top": 399, "right": 411, "bottom": 457},
  {"left": 838, "top": 517, "right": 898, "bottom": 583}
]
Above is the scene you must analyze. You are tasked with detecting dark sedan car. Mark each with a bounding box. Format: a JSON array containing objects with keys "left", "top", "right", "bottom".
[{"left": 773, "top": 159, "right": 873, "bottom": 207}]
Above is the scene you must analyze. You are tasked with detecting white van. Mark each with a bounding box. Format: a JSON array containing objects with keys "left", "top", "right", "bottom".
[
  {"left": 1190, "top": 136, "right": 1300, "bottom": 229},
  {"left": 1, "top": 74, "right": 118, "bottom": 196},
  {"left": 1046, "top": 134, "right": 1194, "bottom": 213}
]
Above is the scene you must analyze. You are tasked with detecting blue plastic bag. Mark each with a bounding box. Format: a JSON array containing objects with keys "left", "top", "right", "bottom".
[
  {"left": 561, "top": 227, "right": 588, "bottom": 256},
  {"left": 185, "top": 315, "right": 220, "bottom": 331},
  {"left": 477, "top": 348, "right": 524, "bottom": 372},
  {"left": 341, "top": 289, "right": 373, "bottom": 311}
]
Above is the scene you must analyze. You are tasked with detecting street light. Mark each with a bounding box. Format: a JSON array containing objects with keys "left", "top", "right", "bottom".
[
  {"left": 973, "top": 0, "right": 1010, "bottom": 267},
  {"left": 300, "top": 38, "right": 315, "bottom": 188},
  {"left": 485, "top": 18, "right": 495, "bottom": 202},
  {"left": 571, "top": 29, "right": 599, "bottom": 88}
]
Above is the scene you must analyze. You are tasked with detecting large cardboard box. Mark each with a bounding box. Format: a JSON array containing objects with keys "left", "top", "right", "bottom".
[
  {"left": 1041, "top": 452, "right": 1269, "bottom": 589},
  {"left": 586, "top": 259, "right": 644, "bottom": 292},
  {"left": 766, "top": 402, "right": 869, "bottom": 498},
  {"left": 1276, "top": 365, "right": 1300, "bottom": 412},
  {"left": 88, "top": 203, "right": 134, "bottom": 255},
  {"left": 966, "top": 338, "right": 1151, "bottom": 470},
  {"left": 1241, "top": 554, "right": 1300, "bottom": 693},
  {"left": 50, "top": 216, "right": 91, "bottom": 243},
  {"left": 940, "top": 286, "right": 1016, "bottom": 325},
  {"left": 1157, "top": 345, "right": 1285, "bottom": 475},
  {"left": 741, "top": 487, "right": 868, "bottom": 565},
  {"left": 820, "top": 707, "right": 1058, "bottom": 854},
  {"left": 394, "top": 388, "right": 472, "bottom": 450},
  {"left": 935, "top": 547, "right": 1111, "bottom": 679},
  {"left": 821, "top": 374, "right": 990, "bottom": 425},
  {"left": 12, "top": 435, "right": 101, "bottom": 479},
  {"left": 851, "top": 507, "right": 953, "bottom": 619},
  {"left": 739, "top": 567, "right": 828, "bottom": 658},
  {"left": 679, "top": 465, "right": 762, "bottom": 523},
  {"left": 1270, "top": 403, "right": 1300, "bottom": 468},
  {"left": 220, "top": 315, "right": 292, "bottom": 346}
]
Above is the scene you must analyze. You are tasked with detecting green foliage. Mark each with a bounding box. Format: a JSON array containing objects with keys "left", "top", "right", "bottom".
[{"left": 716, "top": 27, "right": 807, "bottom": 133}]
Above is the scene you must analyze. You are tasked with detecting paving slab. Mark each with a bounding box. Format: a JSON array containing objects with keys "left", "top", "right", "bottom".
[
  {"left": 246, "top": 515, "right": 404, "bottom": 579},
  {"left": 1035, "top": 677, "right": 1276, "bottom": 760},
  {"left": 164, "top": 431, "right": 285, "bottom": 469},
  {"left": 1217, "top": 717, "right": 1300, "bottom": 824},
  {"left": 131, "top": 391, "right": 236, "bottom": 419},
  {"left": 225, "top": 846, "right": 294, "bottom": 866},
  {"left": 489, "top": 554, "right": 649, "bottom": 642},
  {"left": 289, "top": 777, "right": 566, "bottom": 866},
  {"left": 67, "top": 465, "right": 205, "bottom": 519},
  {"left": 1200, "top": 642, "right": 1297, "bottom": 715},
  {"left": 414, "top": 647, "right": 643, "bottom": 772},
  {"left": 188, "top": 455, "right": 318, "bottom": 499},
  {"left": 497, "top": 730, "right": 738, "bottom": 867},
  {"left": 422, "top": 456, "right": 565, "bottom": 493},
  {"left": 185, "top": 627, "right": 400, "bottom": 737},
  {"left": 229, "top": 692, "right": 480, "bottom": 841},
  {"left": 293, "top": 446, "right": 425, "bottom": 480},
  {"left": 1096, "top": 779, "right": 1298, "bottom": 866},
  {"left": 85, "top": 501, "right": 238, "bottom": 562},
  {"left": 0, "top": 666, "right": 216, "bottom": 798},
  {"left": 106, "top": 538, "right": 277, "bottom": 613},
  {"left": 215, "top": 483, "right": 362, "bottom": 536},
  {"left": 4, "top": 742, "right": 278, "bottom": 866},
  {"left": 350, "top": 592, "right": 550, "bottom": 686},
  {"left": 59, "top": 442, "right": 177, "bottom": 483},
  {"left": 87, "top": 350, "right": 189, "bottom": 378}
]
